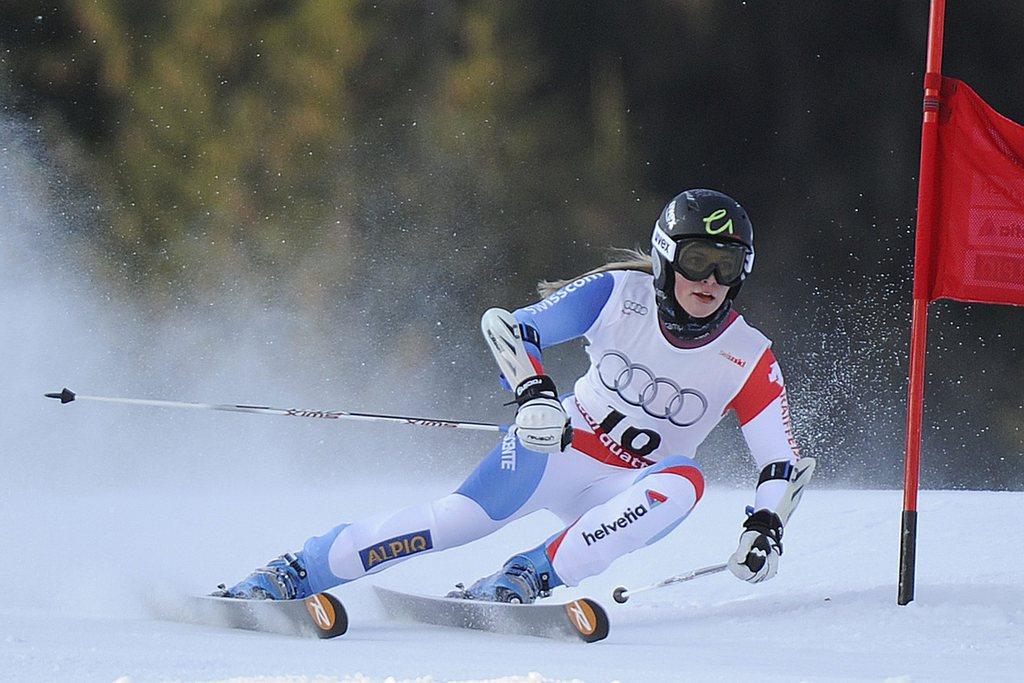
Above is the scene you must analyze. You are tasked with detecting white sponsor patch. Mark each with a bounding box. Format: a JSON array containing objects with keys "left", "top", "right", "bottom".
[
  {"left": 651, "top": 225, "right": 677, "bottom": 262},
  {"left": 666, "top": 200, "right": 678, "bottom": 227}
]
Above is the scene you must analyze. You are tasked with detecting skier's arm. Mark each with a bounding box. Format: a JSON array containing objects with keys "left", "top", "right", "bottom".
[
  {"left": 479, "top": 272, "right": 615, "bottom": 452},
  {"left": 511, "top": 271, "right": 616, "bottom": 373},
  {"left": 727, "top": 348, "right": 802, "bottom": 511},
  {"left": 725, "top": 348, "right": 802, "bottom": 583}
]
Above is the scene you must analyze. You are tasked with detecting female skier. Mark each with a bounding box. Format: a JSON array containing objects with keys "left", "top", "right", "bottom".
[{"left": 219, "top": 188, "right": 803, "bottom": 603}]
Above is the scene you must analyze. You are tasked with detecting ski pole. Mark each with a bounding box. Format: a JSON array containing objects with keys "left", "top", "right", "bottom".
[
  {"left": 612, "top": 563, "right": 727, "bottom": 603},
  {"left": 44, "top": 387, "right": 508, "bottom": 433}
]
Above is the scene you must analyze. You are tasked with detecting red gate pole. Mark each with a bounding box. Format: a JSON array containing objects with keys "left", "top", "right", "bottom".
[{"left": 899, "top": 0, "right": 947, "bottom": 606}]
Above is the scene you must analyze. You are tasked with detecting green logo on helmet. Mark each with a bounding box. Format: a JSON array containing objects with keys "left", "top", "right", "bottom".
[{"left": 703, "top": 209, "right": 734, "bottom": 235}]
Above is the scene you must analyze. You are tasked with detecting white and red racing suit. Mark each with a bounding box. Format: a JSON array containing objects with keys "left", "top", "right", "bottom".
[{"left": 299, "top": 270, "right": 802, "bottom": 591}]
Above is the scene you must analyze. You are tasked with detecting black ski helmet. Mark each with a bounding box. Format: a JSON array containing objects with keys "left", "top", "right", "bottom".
[{"left": 650, "top": 189, "right": 755, "bottom": 333}]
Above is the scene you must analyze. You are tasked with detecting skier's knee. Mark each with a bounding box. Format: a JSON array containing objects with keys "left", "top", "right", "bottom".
[
  {"left": 637, "top": 455, "right": 705, "bottom": 504},
  {"left": 428, "top": 493, "right": 502, "bottom": 546}
]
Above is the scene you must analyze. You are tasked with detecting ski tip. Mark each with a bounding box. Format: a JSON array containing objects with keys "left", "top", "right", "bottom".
[
  {"left": 612, "top": 586, "right": 629, "bottom": 604},
  {"left": 304, "top": 593, "right": 348, "bottom": 639},
  {"left": 45, "top": 388, "right": 76, "bottom": 404},
  {"left": 564, "top": 598, "right": 610, "bottom": 643}
]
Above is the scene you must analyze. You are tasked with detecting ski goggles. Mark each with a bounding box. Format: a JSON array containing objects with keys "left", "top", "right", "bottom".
[{"left": 652, "top": 227, "right": 751, "bottom": 286}]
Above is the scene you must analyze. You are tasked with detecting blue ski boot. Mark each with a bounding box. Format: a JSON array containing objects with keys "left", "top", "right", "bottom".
[
  {"left": 213, "top": 552, "right": 314, "bottom": 600},
  {"left": 450, "top": 544, "right": 563, "bottom": 604}
]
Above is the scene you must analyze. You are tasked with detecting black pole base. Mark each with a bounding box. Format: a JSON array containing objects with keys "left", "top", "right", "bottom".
[{"left": 897, "top": 509, "right": 918, "bottom": 605}]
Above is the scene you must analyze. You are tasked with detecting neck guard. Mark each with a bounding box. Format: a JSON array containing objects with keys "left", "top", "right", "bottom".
[{"left": 657, "top": 298, "right": 733, "bottom": 344}]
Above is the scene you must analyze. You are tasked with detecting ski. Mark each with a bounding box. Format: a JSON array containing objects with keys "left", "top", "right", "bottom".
[
  {"left": 373, "top": 585, "right": 609, "bottom": 643},
  {"left": 152, "top": 592, "right": 348, "bottom": 639}
]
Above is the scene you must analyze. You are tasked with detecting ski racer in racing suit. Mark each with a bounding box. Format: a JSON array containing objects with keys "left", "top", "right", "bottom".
[{"left": 218, "top": 188, "right": 805, "bottom": 603}]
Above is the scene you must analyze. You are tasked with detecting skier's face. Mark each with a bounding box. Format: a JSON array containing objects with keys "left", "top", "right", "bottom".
[{"left": 674, "top": 273, "right": 729, "bottom": 318}]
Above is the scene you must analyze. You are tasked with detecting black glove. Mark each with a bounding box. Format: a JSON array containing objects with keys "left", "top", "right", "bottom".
[{"left": 727, "top": 509, "right": 783, "bottom": 583}]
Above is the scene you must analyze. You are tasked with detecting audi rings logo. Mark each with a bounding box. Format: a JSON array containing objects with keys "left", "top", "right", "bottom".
[
  {"left": 596, "top": 350, "right": 708, "bottom": 426},
  {"left": 622, "top": 300, "right": 648, "bottom": 316}
]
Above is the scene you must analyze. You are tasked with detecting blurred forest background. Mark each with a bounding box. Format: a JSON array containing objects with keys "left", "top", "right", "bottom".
[{"left": 2, "top": 1, "right": 1022, "bottom": 489}]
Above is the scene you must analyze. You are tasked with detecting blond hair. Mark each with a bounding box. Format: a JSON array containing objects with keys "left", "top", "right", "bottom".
[{"left": 536, "top": 247, "right": 653, "bottom": 298}]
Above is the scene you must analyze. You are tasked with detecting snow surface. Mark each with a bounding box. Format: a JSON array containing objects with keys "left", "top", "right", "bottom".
[{"left": 2, "top": 477, "right": 1022, "bottom": 683}]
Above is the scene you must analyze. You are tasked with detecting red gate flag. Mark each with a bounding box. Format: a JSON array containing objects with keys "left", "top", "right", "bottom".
[{"left": 924, "top": 77, "right": 1024, "bottom": 306}]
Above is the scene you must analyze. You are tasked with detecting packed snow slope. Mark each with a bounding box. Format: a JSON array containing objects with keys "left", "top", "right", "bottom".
[{"left": 2, "top": 475, "right": 1022, "bottom": 683}]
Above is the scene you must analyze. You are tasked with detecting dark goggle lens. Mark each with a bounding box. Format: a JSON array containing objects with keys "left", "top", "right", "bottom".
[{"left": 673, "top": 240, "right": 747, "bottom": 286}]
